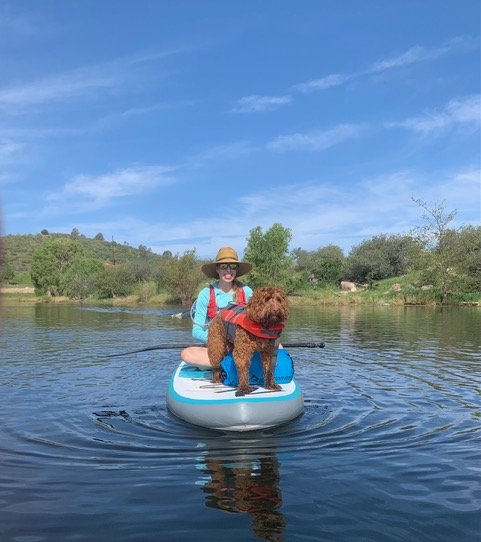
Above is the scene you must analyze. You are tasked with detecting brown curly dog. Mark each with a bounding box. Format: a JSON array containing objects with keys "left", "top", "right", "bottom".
[{"left": 208, "top": 287, "right": 289, "bottom": 396}]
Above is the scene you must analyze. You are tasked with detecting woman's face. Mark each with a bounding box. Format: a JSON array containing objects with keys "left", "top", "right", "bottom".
[{"left": 216, "top": 263, "right": 239, "bottom": 283}]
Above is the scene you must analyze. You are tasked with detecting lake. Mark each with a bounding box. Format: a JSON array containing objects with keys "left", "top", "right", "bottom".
[{"left": 1, "top": 302, "right": 480, "bottom": 542}]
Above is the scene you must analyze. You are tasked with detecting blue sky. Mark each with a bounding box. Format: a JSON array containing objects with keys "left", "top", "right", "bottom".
[{"left": 1, "top": 1, "right": 480, "bottom": 258}]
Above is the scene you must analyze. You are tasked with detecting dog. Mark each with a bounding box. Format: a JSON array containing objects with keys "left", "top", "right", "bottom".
[{"left": 208, "top": 287, "right": 289, "bottom": 396}]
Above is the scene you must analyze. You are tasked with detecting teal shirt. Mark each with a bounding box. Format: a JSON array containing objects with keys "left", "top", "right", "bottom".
[{"left": 192, "top": 281, "right": 253, "bottom": 343}]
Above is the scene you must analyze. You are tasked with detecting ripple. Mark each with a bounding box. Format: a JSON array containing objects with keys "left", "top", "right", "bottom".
[{"left": 2, "top": 304, "right": 480, "bottom": 542}]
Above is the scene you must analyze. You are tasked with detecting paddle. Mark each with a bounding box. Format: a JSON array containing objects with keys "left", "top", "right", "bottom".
[{"left": 102, "top": 341, "right": 325, "bottom": 359}]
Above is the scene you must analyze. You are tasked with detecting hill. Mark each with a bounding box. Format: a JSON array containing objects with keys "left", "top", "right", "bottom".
[{"left": 1, "top": 232, "right": 163, "bottom": 281}]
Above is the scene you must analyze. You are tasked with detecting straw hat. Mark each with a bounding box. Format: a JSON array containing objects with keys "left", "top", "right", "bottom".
[{"left": 201, "top": 247, "right": 252, "bottom": 278}]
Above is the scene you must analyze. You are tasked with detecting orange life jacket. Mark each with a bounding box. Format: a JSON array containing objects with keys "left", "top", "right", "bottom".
[
  {"left": 220, "top": 303, "right": 284, "bottom": 340},
  {"left": 207, "top": 285, "right": 246, "bottom": 319}
]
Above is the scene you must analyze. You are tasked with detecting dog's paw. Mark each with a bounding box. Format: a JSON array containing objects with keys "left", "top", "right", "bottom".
[
  {"left": 235, "top": 386, "right": 254, "bottom": 396},
  {"left": 267, "top": 382, "right": 282, "bottom": 391},
  {"left": 211, "top": 369, "right": 223, "bottom": 384}
]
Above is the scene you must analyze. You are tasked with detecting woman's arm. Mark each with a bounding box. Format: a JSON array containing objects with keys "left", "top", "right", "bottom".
[
  {"left": 243, "top": 285, "right": 253, "bottom": 302},
  {"left": 192, "top": 287, "right": 210, "bottom": 343}
]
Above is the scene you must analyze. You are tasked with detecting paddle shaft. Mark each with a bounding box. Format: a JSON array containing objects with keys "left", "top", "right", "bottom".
[{"left": 103, "top": 341, "right": 325, "bottom": 359}]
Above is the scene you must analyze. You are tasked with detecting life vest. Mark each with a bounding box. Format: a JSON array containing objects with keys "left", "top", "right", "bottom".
[
  {"left": 220, "top": 303, "right": 284, "bottom": 341},
  {"left": 207, "top": 285, "right": 246, "bottom": 319},
  {"left": 221, "top": 349, "right": 294, "bottom": 386}
]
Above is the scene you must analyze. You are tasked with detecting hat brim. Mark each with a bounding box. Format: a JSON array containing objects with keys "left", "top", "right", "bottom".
[{"left": 201, "top": 261, "right": 252, "bottom": 279}]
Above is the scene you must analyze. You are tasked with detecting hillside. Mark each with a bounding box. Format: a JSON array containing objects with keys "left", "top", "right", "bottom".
[{"left": 1, "top": 233, "right": 163, "bottom": 276}]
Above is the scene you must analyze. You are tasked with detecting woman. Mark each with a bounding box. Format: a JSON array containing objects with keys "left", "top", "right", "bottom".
[{"left": 180, "top": 247, "right": 253, "bottom": 367}]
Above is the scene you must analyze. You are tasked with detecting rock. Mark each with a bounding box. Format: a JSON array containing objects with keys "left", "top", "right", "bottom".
[{"left": 340, "top": 281, "right": 357, "bottom": 292}]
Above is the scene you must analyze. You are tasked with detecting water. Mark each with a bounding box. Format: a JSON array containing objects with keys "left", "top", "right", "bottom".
[{"left": 1, "top": 302, "right": 480, "bottom": 541}]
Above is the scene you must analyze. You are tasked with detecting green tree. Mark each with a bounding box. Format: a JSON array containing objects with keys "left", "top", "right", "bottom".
[
  {"left": 456, "top": 226, "right": 481, "bottom": 293},
  {"left": 95, "top": 265, "right": 135, "bottom": 298},
  {"left": 411, "top": 198, "right": 467, "bottom": 303},
  {"left": 244, "top": 223, "right": 293, "bottom": 289},
  {"left": 1, "top": 262, "right": 15, "bottom": 284},
  {"left": 138, "top": 244, "right": 151, "bottom": 258},
  {"left": 31, "top": 238, "right": 84, "bottom": 295},
  {"left": 94, "top": 232, "right": 104, "bottom": 241},
  {"left": 293, "top": 245, "right": 345, "bottom": 286},
  {"left": 162, "top": 250, "right": 205, "bottom": 305},
  {"left": 343, "top": 234, "right": 419, "bottom": 285},
  {"left": 60, "top": 257, "right": 103, "bottom": 299}
]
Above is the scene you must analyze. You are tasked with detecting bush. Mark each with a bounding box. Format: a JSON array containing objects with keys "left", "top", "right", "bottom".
[
  {"left": 60, "top": 257, "right": 103, "bottom": 299},
  {"left": 162, "top": 250, "right": 205, "bottom": 305},
  {"left": 343, "top": 234, "right": 419, "bottom": 284},
  {"left": 95, "top": 265, "right": 135, "bottom": 298}
]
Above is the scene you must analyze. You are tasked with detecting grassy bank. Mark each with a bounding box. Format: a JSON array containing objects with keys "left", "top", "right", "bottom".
[{"left": 2, "top": 278, "right": 480, "bottom": 307}]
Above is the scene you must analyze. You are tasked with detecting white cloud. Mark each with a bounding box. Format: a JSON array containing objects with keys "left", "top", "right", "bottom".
[
  {"left": 0, "top": 140, "right": 23, "bottom": 161},
  {"left": 259, "top": 36, "right": 477, "bottom": 104},
  {"left": 0, "top": 72, "right": 117, "bottom": 110},
  {"left": 369, "top": 36, "right": 476, "bottom": 73},
  {"left": 40, "top": 166, "right": 479, "bottom": 257},
  {"left": 0, "top": 48, "right": 182, "bottom": 112},
  {"left": 46, "top": 165, "right": 177, "bottom": 210},
  {"left": 293, "top": 74, "right": 350, "bottom": 93},
  {"left": 267, "top": 123, "right": 363, "bottom": 151},
  {"left": 232, "top": 94, "right": 292, "bottom": 113},
  {"left": 387, "top": 94, "right": 481, "bottom": 134},
  {"left": 189, "top": 140, "right": 255, "bottom": 167}
]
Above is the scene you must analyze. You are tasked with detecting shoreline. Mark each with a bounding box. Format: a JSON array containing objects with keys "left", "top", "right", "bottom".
[{"left": 2, "top": 287, "right": 480, "bottom": 308}]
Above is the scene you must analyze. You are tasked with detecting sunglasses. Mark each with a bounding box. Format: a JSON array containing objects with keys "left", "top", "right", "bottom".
[{"left": 217, "top": 263, "right": 239, "bottom": 271}]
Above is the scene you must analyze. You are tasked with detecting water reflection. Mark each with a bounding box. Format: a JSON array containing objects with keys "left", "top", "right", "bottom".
[{"left": 198, "top": 441, "right": 286, "bottom": 541}]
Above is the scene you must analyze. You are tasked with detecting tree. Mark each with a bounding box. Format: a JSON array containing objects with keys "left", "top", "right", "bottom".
[
  {"left": 244, "top": 223, "right": 293, "bottom": 289},
  {"left": 40, "top": 229, "right": 49, "bottom": 235},
  {"left": 94, "top": 232, "right": 104, "bottom": 241},
  {"left": 343, "top": 234, "right": 419, "bottom": 284},
  {"left": 293, "top": 245, "right": 345, "bottom": 286},
  {"left": 60, "top": 257, "right": 103, "bottom": 299},
  {"left": 31, "top": 238, "right": 84, "bottom": 295},
  {"left": 411, "top": 198, "right": 464, "bottom": 302},
  {"left": 95, "top": 265, "right": 135, "bottom": 298},
  {"left": 455, "top": 226, "right": 481, "bottom": 293},
  {"left": 162, "top": 250, "right": 205, "bottom": 305},
  {"left": 123, "top": 260, "right": 153, "bottom": 282},
  {"left": 1, "top": 262, "right": 15, "bottom": 284},
  {"left": 138, "top": 244, "right": 151, "bottom": 259},
  {"left": 70, "top": 227, "right": 80, "bottom": 238}
]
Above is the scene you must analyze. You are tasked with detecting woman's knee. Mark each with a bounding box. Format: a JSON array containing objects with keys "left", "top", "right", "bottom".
[{"left": 181, "top": 346, "right": 211, "bottom": 367}]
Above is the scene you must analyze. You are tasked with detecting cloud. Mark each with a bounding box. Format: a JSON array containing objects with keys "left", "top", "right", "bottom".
[
  {"left": 281, "top": 36, "right": 478, "bottom": 100},
  {"left": 369, "top": 36, "right": 477, "bottom": 73},
  {"left": 437, "top": 167, "right": 481, "bottom": 220},
  {"left": 386, "top": 94, "right": 481, "bottom": 134},
  {"left": 46, "top": 165, "right": 177, "bottom": 210},
  {"left": 0, "top": 48, "right": 182, "bottom": 112},
  {"left": 293, "top": 74, "right": 350, "bottom": 93},
  {"left": 0, "top": 71, "right": 117, "bottom": 111},
  {"left": 267, "top": 123, "right": 363, "bottom": 151},
  {"left": 0, "top": 140, "right": 23, "bottom": 161},
  {"left": 39, "top": 165, "right": 479, "bottom": 258},
  {"left": 232, "top": 94, "right": 292, "bottom": 113},
  {"left": 189, "top": 140, "right": 255, "bottom": 167}
]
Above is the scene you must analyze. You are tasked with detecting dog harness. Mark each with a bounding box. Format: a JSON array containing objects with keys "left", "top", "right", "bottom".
[
  {"left": 220, "top": 303, "right": 284, "bottom": 341},
  {"left": 207, "top": 285, "right": 246, "bottom": 319}
]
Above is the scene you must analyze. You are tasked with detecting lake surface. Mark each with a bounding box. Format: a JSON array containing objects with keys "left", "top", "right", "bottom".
[{"left": 1, "top": 302, "right": 480, "bottom": 542}]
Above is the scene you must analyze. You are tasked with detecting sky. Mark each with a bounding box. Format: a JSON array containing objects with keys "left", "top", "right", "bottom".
[{"left": 0, "top": 0, "right": 480, "bottom": 258}]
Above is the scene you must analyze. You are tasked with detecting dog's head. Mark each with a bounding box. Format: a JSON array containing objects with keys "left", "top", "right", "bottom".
[{"left": 246, "top": 287, "right": 289, "bottom": 328}]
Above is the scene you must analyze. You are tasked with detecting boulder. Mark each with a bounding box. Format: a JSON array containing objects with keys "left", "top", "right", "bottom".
[{"left": 340, "top": 281, "right": 357, "bottom": 292}]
